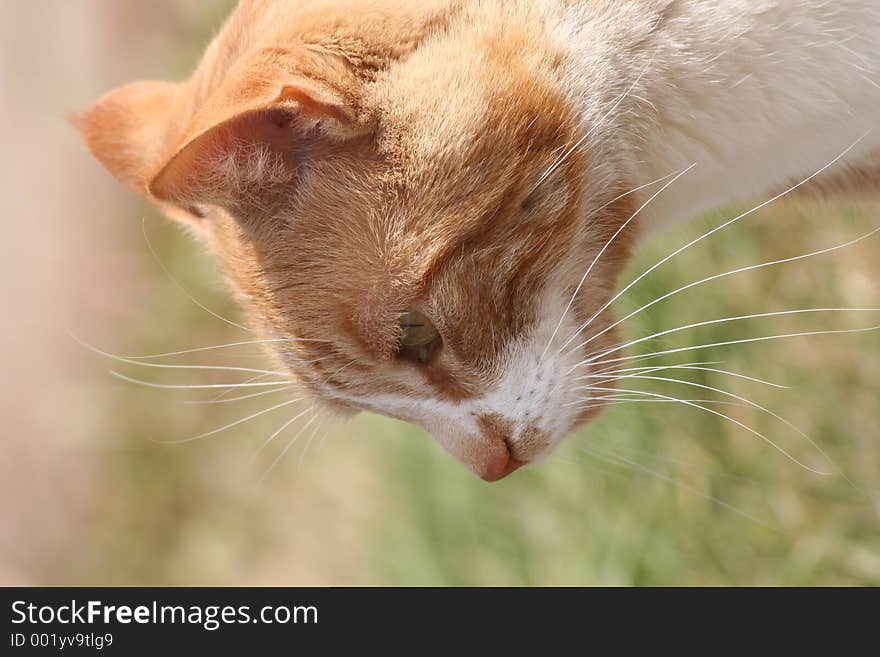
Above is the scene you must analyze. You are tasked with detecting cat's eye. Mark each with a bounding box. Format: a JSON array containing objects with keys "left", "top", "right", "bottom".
[{"left": 398, "top": 309, "right": 441, "bottom": 364}]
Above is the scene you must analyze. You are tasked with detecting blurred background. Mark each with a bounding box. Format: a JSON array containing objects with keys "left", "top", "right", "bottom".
[{"left": 1, "top": 0, "right": 878, "bottom": 586}]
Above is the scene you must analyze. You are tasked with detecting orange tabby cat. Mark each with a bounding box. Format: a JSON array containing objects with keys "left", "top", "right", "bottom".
[{"left": 77, "top": 0, "right": 879, "bottom": 480}]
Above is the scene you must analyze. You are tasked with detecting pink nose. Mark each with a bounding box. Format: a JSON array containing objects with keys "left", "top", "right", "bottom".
[
  {"left": 473, "top": 414, "right": 527, "bottom": 482},
  {"left": 480, "top": 453, "right": 525, "bottom": 482}
]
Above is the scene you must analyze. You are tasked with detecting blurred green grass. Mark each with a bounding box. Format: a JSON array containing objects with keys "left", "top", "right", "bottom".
[{"left": 56, "top": 1, "right": 880, "bottom": 586}]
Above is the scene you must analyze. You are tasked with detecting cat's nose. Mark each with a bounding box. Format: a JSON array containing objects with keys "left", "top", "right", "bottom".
[
  {"left": 476, "top": 413, "right": 525, "bottom": 482},
  {"left": 480, "top": 452, "right": 525, "bottom": 482}
]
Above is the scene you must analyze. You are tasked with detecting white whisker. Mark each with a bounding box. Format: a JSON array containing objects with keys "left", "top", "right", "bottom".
[
  {"left": 572, "top": 225, "right": 880, "bottom": 355},
  {"left": 542, "top": 164, "right": 696, "bottom": 358},
  {"left": 253, "top": 405, "right": 315, "bottom": 458},
  {"left": 141, "top": 217, "right": 252, "bottom": 333},
  {"left": 576, "top": 363, "right": 788, "bottom": 390},
  {"left": 297, "top": 418, "right": 327, "bottom": 472},
  {"left": 581, "top": 444, "right": 773, "bottom": 528},
  {"left": 587, "top": 438, "right": 767, "bottom": 486},
  {"left": 582, "top": 373, "right": 837, "bottom": 474},
  {"left": 259, "top": 412, "right": 320, "bottom": 484},
  {"left": 575, "top": 385, "right": 832, "bottom": 476},
  {"left": 572, "top": 315, "right": 880, "bottom": 373},
  {"left": 182, "top": 384, "right": 296, "bottom": 405},
  {"left": 157, "top": 397, "right": 303, "bottom": 445},
  {"left": 534, "top": 60, "right": 653, "bottom": 190},
  {"left": 110, "top": 371, "right": 293, "bottom": 391},
  {"left": 208, "top": 372, "right": 275, "bottom": 401},
  {"left": 591, "top": 360, "right": 723, "bottom": 376},
  {"left": 122, "top": 337, "right": 332, "bottom": 361},
  {"left": 73, "top": 334, "right": 292, "bottom": 378},
  {"left": 573, "top": 396, "right": 750, "bottom": 413},
  {"left": 558, "top": 132, "right": 872, "bottom": 354}
]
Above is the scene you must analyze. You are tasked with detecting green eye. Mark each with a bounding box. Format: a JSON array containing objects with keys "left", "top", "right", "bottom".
[
  {"left": 399, "top": 309, "right": 440, "bottom": 348},
  {"left": 398, "top": 309, "right": 442, "bottom": 364}
]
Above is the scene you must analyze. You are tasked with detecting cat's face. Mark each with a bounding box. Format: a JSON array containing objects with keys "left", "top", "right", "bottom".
[{"left": 77, "top": 1, "right": 634, "bottom": 480}]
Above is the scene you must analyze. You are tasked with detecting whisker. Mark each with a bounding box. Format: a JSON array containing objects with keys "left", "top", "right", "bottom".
[
  {"left": 551, "top": 452, "right": 637, "bottom": 482},
  {"left": 311, "top": 420, "right": 334, "bottom": 459},
  {"left": 575, "top": 385, "right": 833, "bottom": 476},
  {"left": 110, "top": 371, "right": 293, "bottom": 391},
  {"left": 259, "top": 412, "right": 320, "bottom": 484},
  {"left": 592, "top": 355, "right": 726, "bottom": 375},
  {"left": 73, "top": 334, "right": 292, "bottom": 378},
  {"left": 573, "top": 322, "right": 880, "bottom": 372},
  {"left": 570, "top": 393, "right": 752, "bottom": 413},
  {"left": 141, "top": 217, "right": 252, "bottom": 333},
  {"left": 557, "top": 132, "right": 872, "bottom": 355},
  {"left": 321, "top": 359, "right": 358, "bottom": 384},
  {"left": 576, "top": 401, "right": 736, "bottom": 414},
  {"left": 156, "top": 397, "right": 303, "bottom": 445},
  {"left": 297, "top": 418, "right": 327, "bottom": 473},
  {"left": 542, "top": 164, "right": 696, "bottom": 358},
  {"left": 581, "top": 373, "right": 838, "bottom": 474},
  {"left": 580, "top": 444, "right": 773, "bottom": 529},
  {"left": 576, "top": 363, "right": 789, "bottom": 390},
  {"left": 572, "top": 225, "right": 880, "bottom": 355},
  {"left": 122, "top": 337, "right": 332, "bottom": 360},
  {"left": 252, "top": 405, "right": 315, "bottom": 458},
  {"left": 182, "top": 384, "right": 296, "bottom": 405},
  {"left": 574, "top": 362, "right": 710, "bottom": 385},
  {"left": 533, "top": 60, "right": 653, "bottom": 190},
  {"left": 208, "top": 372, "right": 275, "bottom": 401},
  {"left": 590, "top": 360, "right": 723, "bottom": 376},
  {"left": 586, "top": 438, "right": 767, "bottom": 487}
]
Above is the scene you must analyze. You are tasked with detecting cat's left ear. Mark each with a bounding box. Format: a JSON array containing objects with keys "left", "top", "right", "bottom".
[
  {"left": 76, "top": 71, "right": 368, "bottom": 225},
  {"left": 75, "top": 80, "right": 183, "bottom": 199},
  {"left": 146, "top": 80, "right": 368, "bottom": 216}
]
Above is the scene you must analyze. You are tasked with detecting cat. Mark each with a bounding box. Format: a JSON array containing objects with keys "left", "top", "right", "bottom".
[{"left": 76, "top": 0, "right": 879, "bottom": 481}]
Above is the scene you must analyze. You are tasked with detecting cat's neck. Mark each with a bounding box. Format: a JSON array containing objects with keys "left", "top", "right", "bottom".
[{"left": 557, "top": 0, "right": 880, "bottom": 231}]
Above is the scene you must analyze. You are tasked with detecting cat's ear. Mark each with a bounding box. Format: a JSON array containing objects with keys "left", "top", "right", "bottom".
[
  {"left": 146, "top": 80, "right": 364, "bottom": 214},
  {"left": 75, "top": 80, "right": 182, "bottom": 199},
  {"left": 77, "top": 72, "right": 367, "bottom": 226}
]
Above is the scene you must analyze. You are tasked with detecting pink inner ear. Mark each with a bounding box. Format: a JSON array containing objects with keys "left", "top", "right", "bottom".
[
  {"left": 279, "top": 85, "right": 353, "bottom": 124},
  {"left": 147, "top": 83, "right": 358, "bottom": 209},
  {"left": 147, "top": 108, "right": 297, "bottom": 206}
]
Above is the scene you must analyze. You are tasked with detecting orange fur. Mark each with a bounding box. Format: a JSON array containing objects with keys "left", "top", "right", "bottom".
[{"left": 75, "top": 0, "right": 647, "bottom": 480}]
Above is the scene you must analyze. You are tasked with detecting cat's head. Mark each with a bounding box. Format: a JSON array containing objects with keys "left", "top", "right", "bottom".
[{"left": 77, "top": 1, "right": 636, "bottom": 481}]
